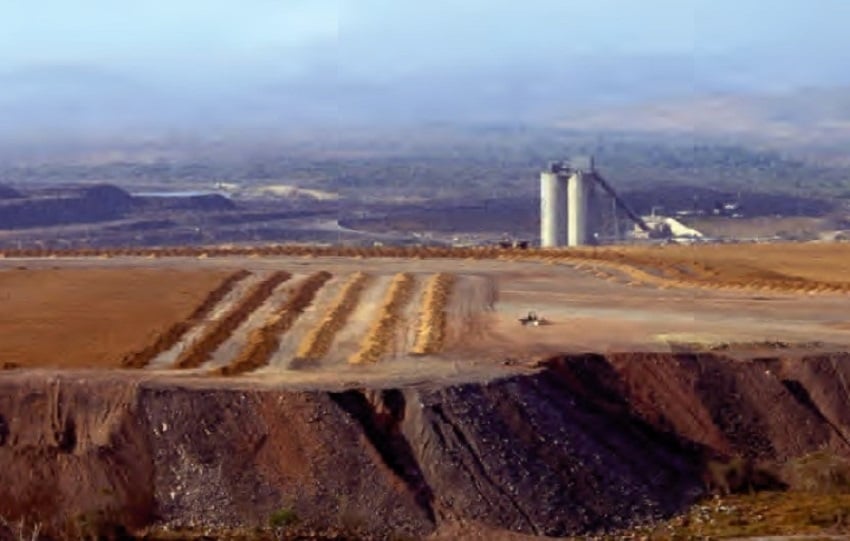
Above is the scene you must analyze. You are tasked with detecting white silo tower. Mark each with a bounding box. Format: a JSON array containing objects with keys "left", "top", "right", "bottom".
[
  {"left": 539, "top": 156, "right": 651, "bottom": 247},
  {"left": 540, "top": 168, "right": 567, "bottom": 248},
  {"left": 567, "top": 170, "right": 589, "bottom": 247}
]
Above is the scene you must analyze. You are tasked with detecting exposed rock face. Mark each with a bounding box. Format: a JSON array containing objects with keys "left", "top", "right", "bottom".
[{"left": 1, "top": 353, "right": 849, "bottom": 539}]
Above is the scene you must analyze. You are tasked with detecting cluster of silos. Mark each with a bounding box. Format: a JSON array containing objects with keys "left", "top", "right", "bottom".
[{"left": 540, "top": 159, "right": 594, "bottom": 248}]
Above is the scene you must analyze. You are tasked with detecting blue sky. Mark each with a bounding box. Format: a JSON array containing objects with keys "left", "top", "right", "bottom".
[
  {"left": 1, "top": 0, "right": 848, "bottom": 134},
  {"left": 1, "top": 0, "right": 847, "bottom": 81}
]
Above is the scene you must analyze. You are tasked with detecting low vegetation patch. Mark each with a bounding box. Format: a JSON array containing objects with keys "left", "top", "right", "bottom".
[{"left": 268, "top": 507, "right": 299, "bottom": 529}]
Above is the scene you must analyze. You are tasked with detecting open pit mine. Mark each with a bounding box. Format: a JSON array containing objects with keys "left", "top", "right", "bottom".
[{"left": 2, "top": 243, "right": 850, "bottom": 539}]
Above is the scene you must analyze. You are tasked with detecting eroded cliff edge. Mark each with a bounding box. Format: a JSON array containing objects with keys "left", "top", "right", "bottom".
[{"left": 2, "top": 352, "right": 850, "bottom": 539}]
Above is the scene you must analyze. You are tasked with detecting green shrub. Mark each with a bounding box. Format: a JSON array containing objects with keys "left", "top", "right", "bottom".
[{"left": 269, "top": 508, "right": 299, "bottom": 529}]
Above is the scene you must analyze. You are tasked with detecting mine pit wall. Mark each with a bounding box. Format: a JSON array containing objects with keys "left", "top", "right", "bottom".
[{"left": 2, "top": 353, "right": 850, "bottom": 538}]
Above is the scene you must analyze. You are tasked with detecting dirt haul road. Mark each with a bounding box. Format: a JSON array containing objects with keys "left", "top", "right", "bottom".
[{"left": 2, "top": 247, "right": 850, "bottom": 539}]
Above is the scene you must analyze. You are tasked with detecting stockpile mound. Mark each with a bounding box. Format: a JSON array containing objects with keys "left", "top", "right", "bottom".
[
  {"left": 175, "top": 271, "right": 291, "bottom": 369},
  {"left": 0, "top": 184, "right": 21, "bottom": 199},
  {"left": 220, "top": 271, "right": 333, "bottom": 375},
  {"left": 296, "top": 272, "right": 370, "bottom": 361},
  {"left": 411, "top": 273, "right": 456, "bottom": 356},
  {"left": 121, "top": 270, "right": 252, "bottom": 368},
  {"left": 349, "top": 273, "right": 415, "bottom": 364}
]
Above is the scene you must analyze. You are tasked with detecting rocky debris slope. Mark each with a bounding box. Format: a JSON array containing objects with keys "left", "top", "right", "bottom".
[{"left": 1, "top": 353, "right": 850, "bottom": 538}]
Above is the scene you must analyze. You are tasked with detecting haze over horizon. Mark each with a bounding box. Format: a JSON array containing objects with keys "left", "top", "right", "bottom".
[{"left": 2, "top": 0, "right": 850, "bottom": 141}]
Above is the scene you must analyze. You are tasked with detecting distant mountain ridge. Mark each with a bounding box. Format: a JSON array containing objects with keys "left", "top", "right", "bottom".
[
  {"left": 559, "top": 88, "right": 850, "bottom": 149},
  {"left": 2, "top": 62, "right": 850, "bottom": 156}
]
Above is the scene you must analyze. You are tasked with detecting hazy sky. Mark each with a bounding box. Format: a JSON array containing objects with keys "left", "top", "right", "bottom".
[
  {"left": 1, "top": 0, "right": 849, "bottom": 138},
  {"left": 2, "top": 0, "right": 848, "bottom": 82}
]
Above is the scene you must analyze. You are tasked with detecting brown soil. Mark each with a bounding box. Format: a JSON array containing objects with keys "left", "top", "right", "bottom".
[
  {"left": 0, "top": 267, "right": 233, "bottom": 369},
  {"left": 219, "top": 271, "right": 333, "bottom": 375},
  {"left": 174, "top": 271, "right": 292, "bottom": 369},
  {"left": 121, "top": 270, "right": 251, "bottom": 368},
  {"left": 295, "top": 272, "right": 371, "bottom": 361},
  {"left": 3, "top": 353, "right": 850, "bottom": 539}
]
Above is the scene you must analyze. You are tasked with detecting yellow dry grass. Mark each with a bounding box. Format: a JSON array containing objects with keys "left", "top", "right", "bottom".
[
  {"left": 411, "top": 273, "right": 456, "bottom": 356},
  {"left": 219, "top": 271, "right": 332, "bottom": 376},
  {"left": 349, "top": 273, "right": 415, "bottom": 364},
  {"left": 4, "top": 242, "right": 850, "bottom": 297},
  {"left": 175, "top": 271, "right": 292, "bottom": 369},
  {"left": 296, "top": 272, "right": 371, "bottom": 360},
  {"left": 563, "top": 243, "right": 850, "bottom": 294},
  {"left": 630, "top": 491, "right": 850, "bottom": 539}
]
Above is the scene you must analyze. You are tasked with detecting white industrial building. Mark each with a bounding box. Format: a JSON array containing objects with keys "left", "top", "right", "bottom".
[{"left": 540, "top": 157, "right": 650, "bottom": 247}]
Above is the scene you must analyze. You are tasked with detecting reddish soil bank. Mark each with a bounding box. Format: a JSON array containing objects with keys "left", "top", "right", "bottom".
[{"left": 2, "top": 353, "right": 850, "bottom": 539}]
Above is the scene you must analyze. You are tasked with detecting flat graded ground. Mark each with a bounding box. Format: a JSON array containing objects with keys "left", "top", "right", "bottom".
[
  {"left": 0, "top": 266, "right": 235, "bottom": 368},
  {"left": 1, "top": 242, "right": 849, "bottom": 380},
  {"left": 600, "top": 242, "right": 850, "bottom": 285}
]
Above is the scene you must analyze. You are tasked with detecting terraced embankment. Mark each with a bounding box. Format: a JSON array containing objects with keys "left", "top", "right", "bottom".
[{"left": 3, "top": 353, "right": 850, "bottom": 539}]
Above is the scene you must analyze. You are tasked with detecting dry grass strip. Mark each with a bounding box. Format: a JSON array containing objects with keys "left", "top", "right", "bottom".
[
  {"left": 121, "top": 269, "right": 252, "bottom": 368},
  {"left": 349, "top": 273, "right": 416, "bottom": 364},
  {"left": 219, "top": 271, "right": 333, "bottom": 376},
  {"left": 295, "top": 272, "right": 371, "bottom": 361},
  {"left": 174, "top": 271, "right": 292, "bottom": 369},
  {"left": 8, "top": 244, "right": 850, "bottom": 295},
  {"left": 411, "top": 273, "right": 456, "bottom": 355}
]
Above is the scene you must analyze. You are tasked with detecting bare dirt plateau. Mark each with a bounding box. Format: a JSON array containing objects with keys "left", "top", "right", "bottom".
[
  {"left": 0, "top": 267, "right": 232, "bottom": 369},
  {"left": 0, "top": 245, "right": 849, "bottom": 539}
]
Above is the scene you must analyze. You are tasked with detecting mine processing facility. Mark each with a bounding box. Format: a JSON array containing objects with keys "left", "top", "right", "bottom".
[{"left": 539, "top": 156, "right": 701, "bottom": 246}]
